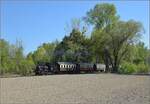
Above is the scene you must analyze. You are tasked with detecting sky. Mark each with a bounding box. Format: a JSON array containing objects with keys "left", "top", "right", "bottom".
[{"left": 1, "top": 0, "right": 149, "bottom": 55}]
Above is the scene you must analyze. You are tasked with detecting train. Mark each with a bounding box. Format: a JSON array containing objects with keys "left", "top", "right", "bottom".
[{"left": 35, "top": 62, "right": 106, "bottom": 75}]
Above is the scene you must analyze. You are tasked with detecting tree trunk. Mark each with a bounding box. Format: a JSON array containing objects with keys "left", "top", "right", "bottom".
[
  {"left": 103, "top": 49, "right": 110, "bottom": 72},
  {"left": 112, "top": 56, "right": 119, "bottom": 73},
  {"left": 113, "top": 64, "right": 118, "bottom": 73}
]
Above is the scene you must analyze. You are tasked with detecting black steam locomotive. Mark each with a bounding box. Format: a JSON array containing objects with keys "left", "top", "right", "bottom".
[{"left": 35, "top": 62, "right": 106, "bottom": 75}]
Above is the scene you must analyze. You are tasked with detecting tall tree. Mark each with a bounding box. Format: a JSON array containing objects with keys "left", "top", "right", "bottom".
[
  {"left": 85, "top": 3, "right": 119, "bottom": 71},
  {"left": 85, "top": 3, "right": 144, "bottom": 72},
  {"left": 54, "top": 28, "right": 91, "bottom": 62},
  {"left": 105, "top": 20, "right": 143, "bottom": 72}
]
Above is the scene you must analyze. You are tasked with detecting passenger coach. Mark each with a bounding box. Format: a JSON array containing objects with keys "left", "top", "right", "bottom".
[
  {"left": 55, "top": 62, "right": 77, "bottom": 73},
  {"left": 79, "top": 63, "right": 96, "bottom": 72}
]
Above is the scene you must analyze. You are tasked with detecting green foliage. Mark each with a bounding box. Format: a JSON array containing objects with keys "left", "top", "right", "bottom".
[
  {"left": 0, "top": 39, "right": 10, "bottom": 74},
  {"left": 17, "top": 59, "right": 35, "bottom": 76},
  {"left": 54, "top": 28, "right": 91, "bottom": 62},
  {"left": 119, "top": 62, "right": 137, "bottom": 74},
  {"left": 136, "top": 63, "right": 149, "bottom": 73},
  {"left": 133, "top": 42, "right": 148, "bottom": 64},
  {"left": 85, "top": 3, "right": 119, "bottom": 29},
  {"left": 108, "top": 20, "right": 143, "bottom": 72},
  {"left": 85, "top": 3, "right": 144, "bottom": 72},
  {"left": 119, "top": 62, "right": 149, "bottom": 74},
  {"left": 31, "top": 42, "right": 57, "bottom": 64},
  {"left": 0, "top": 39, "right": 35, "bottom": 76}
]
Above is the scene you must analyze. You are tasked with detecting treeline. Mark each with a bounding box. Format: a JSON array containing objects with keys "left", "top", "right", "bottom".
[
  {"left": 0, "top": 39, "right": 35, "bottom": 75},
  {"left": 0, "top": 3, "right": 150, "bottom": 76}
]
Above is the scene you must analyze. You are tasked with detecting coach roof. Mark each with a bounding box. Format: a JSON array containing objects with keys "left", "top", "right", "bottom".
[{"left": 57, "top": 62, "right": 75, "bottom": 65}]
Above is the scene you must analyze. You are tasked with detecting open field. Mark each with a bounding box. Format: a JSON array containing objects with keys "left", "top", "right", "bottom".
[{"left": 0, "top": 74, "right": 150, "bottom": 104}]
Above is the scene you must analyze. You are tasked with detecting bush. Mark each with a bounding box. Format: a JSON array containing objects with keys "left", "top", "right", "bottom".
[
  {"left": 136, "top": 64, "right": 149, "bottom": 73},
  {"left": 119, "top": 61, "right": 150, "bottom": 74},
  {"left": 18, "top": 60, "right": 35, "bottom": 76},
  {"left": 119, "top": 62, "right": 137, "bottom": 74}
]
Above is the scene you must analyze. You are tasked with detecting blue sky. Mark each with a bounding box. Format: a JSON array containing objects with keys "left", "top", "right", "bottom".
[{"left": 1, "top": 0, "right": 149, "bottom": 55}]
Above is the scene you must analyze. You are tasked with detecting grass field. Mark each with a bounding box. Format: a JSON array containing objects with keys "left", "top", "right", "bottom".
[{"left": 0, "top": 74, "right": 150, "bottom": 104}]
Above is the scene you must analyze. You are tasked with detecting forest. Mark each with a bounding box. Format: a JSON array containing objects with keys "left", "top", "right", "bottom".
[{"left": 0, "top": 3, "right": 150, "bottom": 76}]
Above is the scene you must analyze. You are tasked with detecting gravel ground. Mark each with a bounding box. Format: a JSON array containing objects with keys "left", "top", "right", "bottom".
[{"left": 0, "top": 74, "right": 150, "bottom": 104}]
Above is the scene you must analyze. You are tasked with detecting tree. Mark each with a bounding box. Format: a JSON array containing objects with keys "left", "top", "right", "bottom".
[
  {"left": 0, "top": 39, "right": 10, "bottom": 74},
  {"left": 85, "top": 3, "right": 144, "bottom": 72},
  {"left": 105, "top": 20, "right": 143, "bottom": 72},
  {"left": 85, "top": 3, "right": 119, "bottom": 71},
  {"left": 0, "top": 39, "right": 35, "bottom": 76},
  {"left": 84, "top": 3, "right": 119, "bottom": 29},
  {"left": 31, "top": 42, "right": 57, "bottom": 64},
  {"left": 54, "top": 28, "right": 91, "bottom": 62}
]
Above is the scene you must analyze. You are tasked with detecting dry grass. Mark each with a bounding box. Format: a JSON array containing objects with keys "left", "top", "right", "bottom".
[{"left": 0, "top": 74, "right": 150, "bottom": 104}]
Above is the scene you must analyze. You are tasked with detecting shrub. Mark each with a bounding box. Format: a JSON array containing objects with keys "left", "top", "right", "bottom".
[
  {"left": 119, "top": 61, "right": 150, "bottom": 74},
  {"left": 119, "top": 62, "right": 137, "bottom": 74},
  {"left": 136, "top": 64, "right": 149, "bottom": 73},
  {"left": 18, "top": 60, "right": 35, "bottom": 76}
]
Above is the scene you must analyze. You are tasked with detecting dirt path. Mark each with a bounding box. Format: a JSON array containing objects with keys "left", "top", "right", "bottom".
[{"left": 0, "top": 74, "right": 150, "bottom": 104}]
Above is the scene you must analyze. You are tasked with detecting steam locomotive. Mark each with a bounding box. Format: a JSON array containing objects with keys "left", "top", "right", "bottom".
[{"left": 35, "top": 62, "right": 106, "bottom": 75}]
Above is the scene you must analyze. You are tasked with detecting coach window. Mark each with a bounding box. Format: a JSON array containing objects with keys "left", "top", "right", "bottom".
[{"left": 61, "top": 64, "right": 64, "bottom": 68}]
